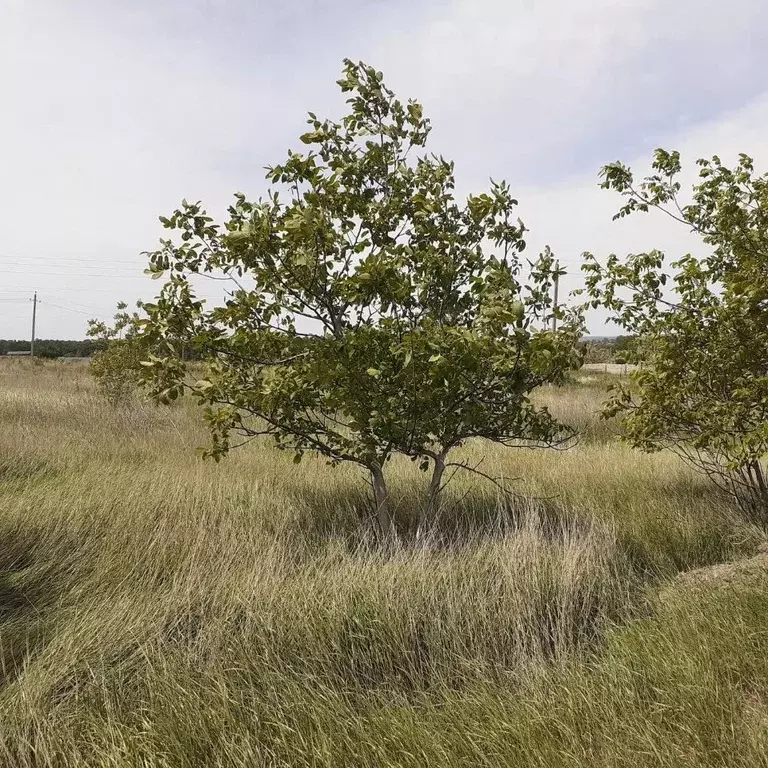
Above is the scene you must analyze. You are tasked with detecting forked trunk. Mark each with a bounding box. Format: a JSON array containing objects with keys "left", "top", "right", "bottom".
[
  {"left": 418, "top": 453, "right": 446, "bottom": 542},
  {"left": 733, "top": 459, "right": 768, "bottom": 528},
  {"left": 371, "top": 463, "right": 394, "bottom": 540}
]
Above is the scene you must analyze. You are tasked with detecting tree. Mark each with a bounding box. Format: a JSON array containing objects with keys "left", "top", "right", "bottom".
[
  {"left": 88, "top": 302, "right": 150, "bottom": 406},
  {"left": 140, "top": 60, "right": 582, "bottom": 540},
  {"left": 583, "top": 149, "right": 768, "bottom": 525}
]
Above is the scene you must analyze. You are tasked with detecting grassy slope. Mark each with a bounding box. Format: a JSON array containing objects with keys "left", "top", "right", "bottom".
[{"left": 0, "top": 359, "right": 766, "bottom": 767}]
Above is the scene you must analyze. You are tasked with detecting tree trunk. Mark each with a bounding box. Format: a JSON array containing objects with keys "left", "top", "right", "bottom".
[
  {"left": 370, "top": 463, "right": 394, "bottom": 541},
  {"left": 418, "top": 453, "right": 446, "bottom": 542},
  {"left": 735, "top": 459, "right": 768, "bottom": 528}
]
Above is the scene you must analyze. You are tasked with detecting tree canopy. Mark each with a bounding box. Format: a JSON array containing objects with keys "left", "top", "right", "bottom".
[
  {"left": 584, "top": 149, "right": 768, "bottom": 524},
  {"left": 141, "top": 60, "right": 582, "bottom": 539}
]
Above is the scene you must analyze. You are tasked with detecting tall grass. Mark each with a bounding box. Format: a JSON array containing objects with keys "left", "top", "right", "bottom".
[{"left": 0, "top": 359, "right": 765, "bottom": 767}]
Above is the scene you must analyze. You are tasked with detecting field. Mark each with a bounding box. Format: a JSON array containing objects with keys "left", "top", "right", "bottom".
[{"left": 1, "top": 359, "right": 767, "bottom": 767}]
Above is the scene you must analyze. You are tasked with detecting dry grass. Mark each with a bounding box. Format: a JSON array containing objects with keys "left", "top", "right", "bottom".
[{"left": 0, "top": 358, "right": 766, "bottom": 767}]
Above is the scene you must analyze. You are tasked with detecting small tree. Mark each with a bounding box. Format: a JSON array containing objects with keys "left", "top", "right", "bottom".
[
  {"left": 88, "top": 302, "right": 149, "bottom": 406},
  {"left": 141, "top": 60, "right": 582, "bottom": 539},
  {"left": 584, "top": 149, "right": 768, "bottom": 525}
]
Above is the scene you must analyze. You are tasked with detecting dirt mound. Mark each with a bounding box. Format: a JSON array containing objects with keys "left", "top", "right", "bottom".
[{"left": 669, "top": 542, "right": 768, "bottom": 592}]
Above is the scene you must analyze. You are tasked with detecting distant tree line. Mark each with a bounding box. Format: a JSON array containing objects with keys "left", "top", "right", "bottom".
[
  {"left": 581, "top": 335, "right": 637, "bottom": 364},
  {"left": 0, "top": 334, "right": 630, "bottom": 365},
  {"left": 0, "top": 339, "right": 102, "bottom": 358}
]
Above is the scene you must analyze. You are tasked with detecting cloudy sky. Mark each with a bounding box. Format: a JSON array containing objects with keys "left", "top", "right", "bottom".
[{"left": 2, "top": 0, "right": 768, "bottom": 338}]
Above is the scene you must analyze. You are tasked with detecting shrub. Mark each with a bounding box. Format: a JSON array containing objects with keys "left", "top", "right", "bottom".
[{"left": 88, "top": 302, "right": 149, "bottom": 406}]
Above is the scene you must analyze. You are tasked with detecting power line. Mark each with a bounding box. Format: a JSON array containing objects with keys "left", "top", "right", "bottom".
[
  {"left": 1, "top": 285, "right": 152, "bottom": 293},
  {"left": 41, "top": 296, "right": 106, "bottom": 314},
  {"left": 0, "top": 288, "right": 134, "bottom": 317},
  {"left": 1, "top": 268, "right": 149, "bottom": 278},
  {"left": 40, "top": 296, "right": 107, "bottom": 313},
  {"left": 0, "top": 260, "right": 145, "bottom": 267},
  {"left": 0, "top": 294, "right": 108, "bottom": 317},
  {"left": 39, "top": 300, "right": 100, "bottom": 317},
  {"left": 0, "top": 252, "right": 150, "bottom": 267}
]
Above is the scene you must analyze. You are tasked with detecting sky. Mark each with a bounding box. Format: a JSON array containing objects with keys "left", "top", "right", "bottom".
[{"left": 2, "top": 0, "right": 768, "bottom": 339}]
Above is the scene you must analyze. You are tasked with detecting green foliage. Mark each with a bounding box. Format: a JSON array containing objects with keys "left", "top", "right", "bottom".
[
  {"left": 87, "top": 303, "right": 150, "bottom": 406},
  {"left": 140, "top": 60, "right": 583, "bottom": 537},
  {"left": 584, "top": 150, "right": 768, "bottom": 524}
]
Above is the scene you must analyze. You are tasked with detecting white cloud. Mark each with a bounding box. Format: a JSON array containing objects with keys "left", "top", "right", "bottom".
[
  {"left": 370, "top": 0, "right": 768, "bottom": 182},
  {"left": 1, "top": 1, "right": 311, "bottom": 337},
  {"left": 1, "top": 0, "right": 766, "bottom": 338},
  {"left": 516, "top": 92, "right": 768, "bottom": 332}
]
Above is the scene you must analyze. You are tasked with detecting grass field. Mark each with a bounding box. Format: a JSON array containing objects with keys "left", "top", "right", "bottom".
[{"left": 1, "top": 359, "right": 767, "bottom": 767}]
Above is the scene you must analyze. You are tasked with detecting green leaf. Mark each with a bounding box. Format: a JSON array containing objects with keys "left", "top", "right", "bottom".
[{"left": 299, "top": 130, "right": 324, "bottom": 144}]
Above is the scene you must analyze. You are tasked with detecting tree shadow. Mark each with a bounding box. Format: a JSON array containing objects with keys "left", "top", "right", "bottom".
[
  {"left": 286, "top": 476, "right": 587, "bottom": 552},
  {"left": 0, "top": 456, "right": 58, "bottom": 485},
  {"left": 0, "top": 528, "right": 56, "bottom": 690}
]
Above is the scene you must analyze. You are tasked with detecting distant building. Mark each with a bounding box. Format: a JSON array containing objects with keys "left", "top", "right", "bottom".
[{"left": 6, "top": 350, "right": 31, "bottom": 356}]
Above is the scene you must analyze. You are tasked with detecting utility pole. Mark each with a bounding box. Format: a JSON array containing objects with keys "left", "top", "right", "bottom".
[
  {"left": 30, "top": 291, "right": 37, "bottom": 357},
  {"left": 551, "top": 261, "right": 559, "bottom": 333}
]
